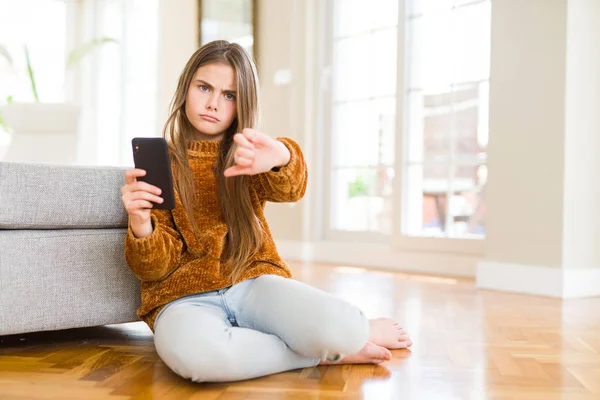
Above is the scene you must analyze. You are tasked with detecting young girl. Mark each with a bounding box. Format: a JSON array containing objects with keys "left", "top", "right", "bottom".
[{"left": 121, "top": 40, "right": 411, "bottom": 383}]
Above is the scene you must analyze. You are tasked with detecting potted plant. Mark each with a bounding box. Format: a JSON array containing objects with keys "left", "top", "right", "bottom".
[{"left": 0, "top": 38, "right": 117, "bottom": 163}]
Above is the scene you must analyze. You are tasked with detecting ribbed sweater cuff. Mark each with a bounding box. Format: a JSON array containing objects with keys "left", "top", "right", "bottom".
[
  {"left": 126, "top": 214, "right": 163, "bottom": 255},
  {"left": 265, "top": 137, "right": 300, "bottom": 181}
]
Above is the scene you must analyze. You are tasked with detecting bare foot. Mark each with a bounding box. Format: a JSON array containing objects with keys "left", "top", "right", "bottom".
[
  {"left": 369, "top": 318, "right": 412, "bottom": 349},
  {"left": 319, "top": 342, "right": 392, "bottom": 365}
]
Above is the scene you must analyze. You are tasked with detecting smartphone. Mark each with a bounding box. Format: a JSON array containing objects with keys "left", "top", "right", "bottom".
[{"left": 131, "top": 137, "right": 176, "bottom": 210}]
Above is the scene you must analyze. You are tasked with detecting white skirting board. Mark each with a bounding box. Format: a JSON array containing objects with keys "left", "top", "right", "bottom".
[
  {"left": 275, "top": 241, "right": 600, "bottom": 298},
  {"left": 275, "top": 240, "right": 478, "bottom": 278},
  {"left": 476, "top": 261, "right": 600, "bottom": 298}
]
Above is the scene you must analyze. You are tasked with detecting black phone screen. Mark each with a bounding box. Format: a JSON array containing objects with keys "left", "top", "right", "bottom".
[{"left": 131, "top": 137, "right": 176, "bottom": 210}]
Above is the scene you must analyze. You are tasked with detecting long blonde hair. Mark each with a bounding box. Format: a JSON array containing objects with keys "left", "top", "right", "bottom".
[{"left": 163, "top": 40, "right": 262, "bottom": 282}]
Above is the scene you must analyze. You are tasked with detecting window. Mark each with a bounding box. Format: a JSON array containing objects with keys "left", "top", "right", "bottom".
[
  {"left": 327, "top": 0, "right": 491, "bottom": 240},
  {"left": 404, "top": 0, "right": 491, "bottom": 238},
  {"left": 0, "top": 0, "right": 67, "bottom": 103},
  {"left": 78, "top": 0, "right": 159, "bottom": 166},
  {"left": 0, "top": 0, "right": 159, "bottom": 166},
  {"left": 0, "top": 0, "right": 67, "bottom": 148},
  {"left": 199, "top": 0, "right": 255, "bottom": 59},
  {"left": 329, "top": 0, "right": 399, "bottom": 235}
]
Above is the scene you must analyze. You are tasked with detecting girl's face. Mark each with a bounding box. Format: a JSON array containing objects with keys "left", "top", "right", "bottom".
[{"left": 185, "top": 63, "right": 237, "bottom": 141}]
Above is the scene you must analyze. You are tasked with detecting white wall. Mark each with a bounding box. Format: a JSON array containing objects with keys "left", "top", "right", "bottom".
[
  {"left": 256, "top": 0, "right": 311, "bottom": 241},
  {"left": 484, "top": 0, "right": 567, "bottom": 268},
  {"left": 562, "top": 0, "right": 600, "bottom": 270},
  {"left": 483, "top": 0, "right": 600, "bottom": 271},
  {"left": 156, "top": 0, "right": 198, "bottom": 136},
  {"left": 478, "top": 0, "right": 600, "bottom": 297}
]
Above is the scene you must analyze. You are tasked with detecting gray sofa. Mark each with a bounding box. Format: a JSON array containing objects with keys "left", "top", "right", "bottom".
[{"left": 0, "top": 161, "right": 141, "bottom": 336}]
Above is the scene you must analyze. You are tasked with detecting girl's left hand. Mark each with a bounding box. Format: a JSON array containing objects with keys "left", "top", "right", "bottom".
[{"left": 224, "top": 128, "right": 290, "bottom": 177}]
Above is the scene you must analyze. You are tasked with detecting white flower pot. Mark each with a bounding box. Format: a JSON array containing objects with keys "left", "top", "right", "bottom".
[{"left": 2, "top": 102, "right": 80, "bottom": 164}]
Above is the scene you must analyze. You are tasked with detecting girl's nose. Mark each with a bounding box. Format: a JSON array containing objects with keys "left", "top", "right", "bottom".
[{"left": 206, "top": 94, "right": 218, "bottom": 111}]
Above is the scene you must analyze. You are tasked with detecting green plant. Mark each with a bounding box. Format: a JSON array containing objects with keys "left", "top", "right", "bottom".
[
  {"left": 0, "top": 96, "right": 13, "bottom": 132},
  {"left": 348, "top": 174, "right": 369, "bottom": 198},
  {"left": 24, "top": 46, "right": 39, "bottom": 101}
]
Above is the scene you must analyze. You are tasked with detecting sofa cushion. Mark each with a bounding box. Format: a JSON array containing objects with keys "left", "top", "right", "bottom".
[
  {"left": 0, "top": 162, "right": 129, "bottom": 229},
  {"left": 0, "top": 228, "right": 140, "bottom": 335}
]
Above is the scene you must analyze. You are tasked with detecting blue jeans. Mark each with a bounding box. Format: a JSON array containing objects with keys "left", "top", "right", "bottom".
[{"left": 153, "top": 274, "right": 369, "bottom": 382}]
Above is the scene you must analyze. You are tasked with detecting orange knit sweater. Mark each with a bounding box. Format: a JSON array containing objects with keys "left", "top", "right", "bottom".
[{"left": 124, "top": 137, "right": 307, "bottom": 331}]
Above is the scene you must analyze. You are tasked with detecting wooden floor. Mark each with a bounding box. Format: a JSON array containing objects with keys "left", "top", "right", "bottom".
[{"left": 2, "top": 263, "right": 600, "bottom": 400}]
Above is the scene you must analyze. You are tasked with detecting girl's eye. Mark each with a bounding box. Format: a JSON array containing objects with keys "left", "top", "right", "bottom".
[
  {"left": 199, "top": 85, "right": 209, "bottom": 92},
  {"left": 225, "top": 93, "right": 235, "bottom": 101}
]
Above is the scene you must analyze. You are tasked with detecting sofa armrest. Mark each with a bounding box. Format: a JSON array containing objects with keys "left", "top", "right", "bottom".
[{"left": 0, "top": 161, "right": 129, "bottom": 229}]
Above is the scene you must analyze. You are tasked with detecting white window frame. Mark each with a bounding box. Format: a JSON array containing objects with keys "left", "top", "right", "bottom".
[
  {"left": 319, "top": 0, "right": 486, "bottom": 256},
  {"left": 321, "top": 0, "right": 397, "bottom": 244}
]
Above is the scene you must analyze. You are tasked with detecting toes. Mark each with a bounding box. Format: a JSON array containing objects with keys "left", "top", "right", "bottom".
[
  {"left": 383, "top": 348, "right": 393, "bottom": 360},
  {"left": 373, "top": 345, "right": 393, "bottom": 361}
]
